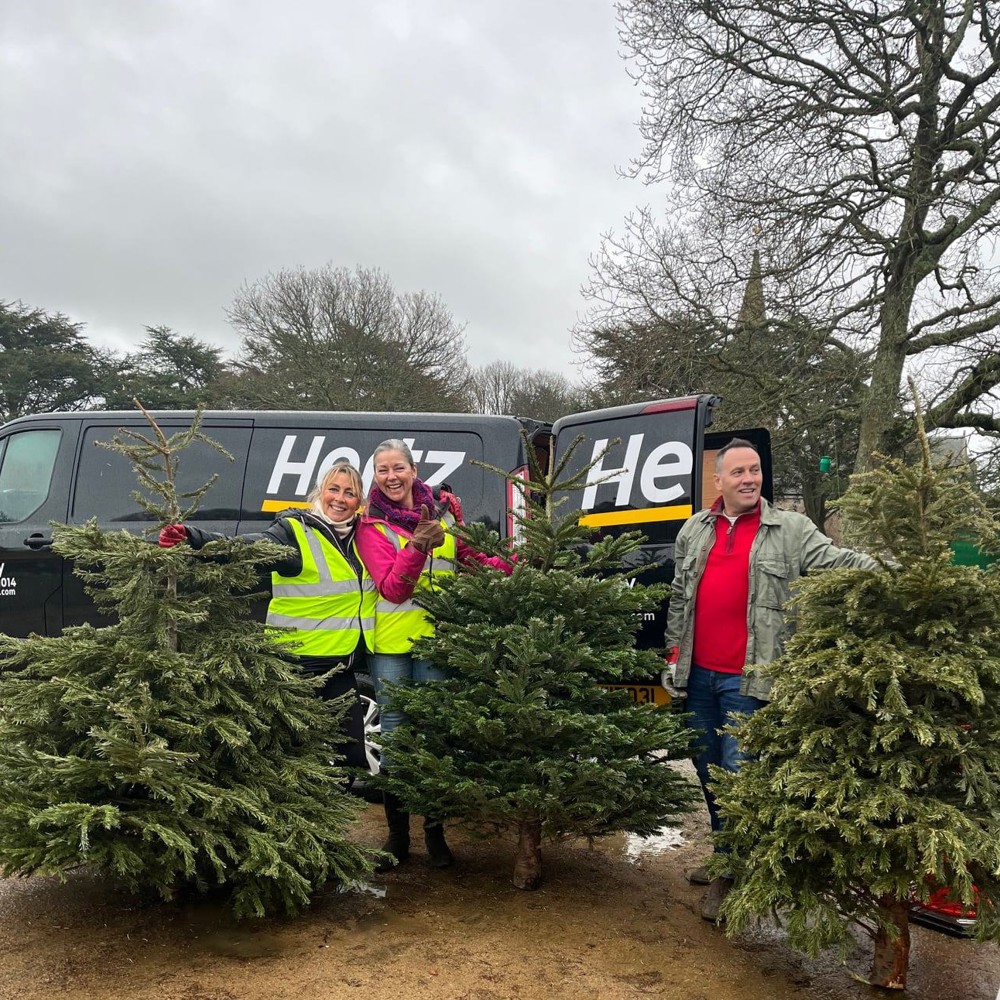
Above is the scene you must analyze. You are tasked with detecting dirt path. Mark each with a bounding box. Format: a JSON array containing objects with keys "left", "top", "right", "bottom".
[{"left": 0, "top": 803, "right": 996, "bottom": 1000}]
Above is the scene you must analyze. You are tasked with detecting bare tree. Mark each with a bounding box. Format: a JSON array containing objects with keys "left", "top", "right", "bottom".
[
  {"left": 512, "top": 370, "right": 591, "bottom": 422},
  {"left": 468, "top": 360, "right": 523, "bottom": 415},
  {"left": 468, "top": 361, "right": 590, "bottom": 421},
  {"left": 594, "top": 0, "right": 1000, "bottom": 473},
  {"left": 226, "top": 266, "right": 470, "bottom": 412}
]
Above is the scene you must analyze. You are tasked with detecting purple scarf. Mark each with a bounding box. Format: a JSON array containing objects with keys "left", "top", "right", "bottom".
[{"left": 368, "top": 477, "right": 437, "bottom": 532}]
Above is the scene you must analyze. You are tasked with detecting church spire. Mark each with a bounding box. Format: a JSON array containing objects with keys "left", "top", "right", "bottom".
[{"left": 737, "top": 248, "right": 765, "bottom": 327}]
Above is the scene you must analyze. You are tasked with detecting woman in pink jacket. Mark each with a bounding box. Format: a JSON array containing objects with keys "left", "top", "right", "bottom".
[{"left": 356, "top": 438, "right": 512, "bottom": 871}]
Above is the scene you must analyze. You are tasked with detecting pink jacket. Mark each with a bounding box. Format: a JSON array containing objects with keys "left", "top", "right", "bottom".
[{"left": 356, "top": 516, "right": 513, "bottom": 604}]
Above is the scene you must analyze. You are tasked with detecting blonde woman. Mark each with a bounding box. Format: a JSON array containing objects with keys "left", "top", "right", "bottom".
[{"left": 158, "top": 460, "right": 375, "bottom": 770}]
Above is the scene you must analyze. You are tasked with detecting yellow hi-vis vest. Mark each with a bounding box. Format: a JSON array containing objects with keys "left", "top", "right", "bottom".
[
  {"left": 266, "top": 518, "right": 376, "bottom": 657},
  {"left": 372, "top": 516, "right": 457, "bottom": 654}
]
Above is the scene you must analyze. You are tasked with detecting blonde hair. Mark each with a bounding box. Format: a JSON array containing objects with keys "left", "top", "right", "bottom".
[{"left": 308, "top": 461, "right": 365, "bottom": 517}]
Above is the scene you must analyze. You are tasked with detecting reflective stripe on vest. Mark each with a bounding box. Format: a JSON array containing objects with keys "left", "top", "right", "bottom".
[
  {"left": 372, "top": 515, "right": 457, "bottom": 654},
  {"left": 266, "top": 518, "right": 376, "bottom": 656}
]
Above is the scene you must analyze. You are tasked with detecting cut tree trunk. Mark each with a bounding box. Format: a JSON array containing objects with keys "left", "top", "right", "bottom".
[
  {"left": 511, "top": 818, "right": 542, "bottom": 890},
  {"left": 870, "top": 895, "right": 910, "bottom": 990}
]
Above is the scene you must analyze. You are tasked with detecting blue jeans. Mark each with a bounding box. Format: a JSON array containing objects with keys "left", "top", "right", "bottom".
[
  {"left": 685, "top": 664, "right": 766, "bottom": 852},
  {"left": 368, "top": 654, "right": 444, "bottom": 765}
]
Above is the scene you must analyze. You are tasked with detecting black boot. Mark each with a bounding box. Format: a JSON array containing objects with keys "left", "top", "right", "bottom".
[
  {"left": 700, "top": 876, "right": 734, "bottom": 924},
  {"left": 423, "top": 818, "right": 454, "bottom": 869},
  {"left": 375, "top": 792, "right": 410, "bottom": 873}
]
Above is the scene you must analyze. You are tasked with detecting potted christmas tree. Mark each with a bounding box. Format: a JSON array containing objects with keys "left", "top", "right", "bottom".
[
  {"left": 0, "top": 405, "right": 376, "bottom": 917},
  {"left": 377, "top": 439, "right": 698, "bottom": 889},
  {"left": 713, "top": 399, "right": 1000, "bottom": 988}
]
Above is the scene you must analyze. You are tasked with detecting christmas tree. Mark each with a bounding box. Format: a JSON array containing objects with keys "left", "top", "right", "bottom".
[
  {"left": 713, "top": 398, "right": 1000, "bottom": 988},
  {"left": 377, "top": 438, "right": 698, "bottom": 889},
  {"left": 0, "top": 404, "right": 376, "bottom": 917}
]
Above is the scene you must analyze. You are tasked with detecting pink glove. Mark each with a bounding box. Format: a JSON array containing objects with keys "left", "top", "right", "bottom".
[{"left": 159, "top": 524, "right": 189, "bottom": 548}]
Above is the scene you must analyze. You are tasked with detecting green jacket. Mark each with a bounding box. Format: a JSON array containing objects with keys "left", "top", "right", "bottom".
[{"left": 665, "top": 497, "right": 878, "bottom": 701}]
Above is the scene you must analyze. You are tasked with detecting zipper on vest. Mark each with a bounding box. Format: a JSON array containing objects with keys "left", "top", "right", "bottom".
[{"left": 327, "top": 520, "right": 366, "bottom": 636}]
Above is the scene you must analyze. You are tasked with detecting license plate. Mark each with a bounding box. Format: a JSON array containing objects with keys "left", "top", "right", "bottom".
[{"left": 601, "top": 683, "right": 672, "bottom": 706}]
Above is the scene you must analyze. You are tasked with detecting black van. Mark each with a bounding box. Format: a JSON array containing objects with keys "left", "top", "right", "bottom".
[{"left": 0, "top": 397, "right": 771, "bottom": 691}]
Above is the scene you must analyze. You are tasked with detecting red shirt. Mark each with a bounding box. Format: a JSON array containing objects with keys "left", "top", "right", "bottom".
[{"left": 691, "top": 505, "right": 761, "bottom": 673}]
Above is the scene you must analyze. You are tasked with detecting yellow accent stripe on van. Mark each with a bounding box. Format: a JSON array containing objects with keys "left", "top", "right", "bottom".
[
  {"left": 579, "top": 504, "right": 693, "bottom": 527},
  {"left": 261, "top": 499, "right": 311, "bottom": 512}
]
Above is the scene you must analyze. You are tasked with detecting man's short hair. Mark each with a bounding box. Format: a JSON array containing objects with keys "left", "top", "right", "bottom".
[{"left": 715, "top": 437, "right": 760, "bottom": 473}]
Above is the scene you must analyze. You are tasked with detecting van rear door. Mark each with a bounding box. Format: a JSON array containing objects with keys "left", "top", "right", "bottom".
[{"left": 551, "top": 396, "right": 714, "bottom": 653}]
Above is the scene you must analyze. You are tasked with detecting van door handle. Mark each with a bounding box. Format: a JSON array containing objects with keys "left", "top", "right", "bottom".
[{"left": 23, "top": 534, "right": 53, "bottom": 549}]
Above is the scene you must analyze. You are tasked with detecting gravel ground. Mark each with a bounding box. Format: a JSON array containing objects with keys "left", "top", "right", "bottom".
[{"left": 0, "top": 798, "right": 996, "bottom": 1000}]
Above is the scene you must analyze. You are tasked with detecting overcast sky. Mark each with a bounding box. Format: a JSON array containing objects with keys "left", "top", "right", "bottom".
[{"left": 1, "top": 1, "right": 648, "bottom": 379}]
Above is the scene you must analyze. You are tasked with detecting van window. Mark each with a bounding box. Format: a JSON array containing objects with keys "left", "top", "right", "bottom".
[
  {"left": 0, "top": 429, "right": 61, "bottom": 523},
  {"left": 71, "top": 424, "right": 252, "bottom": 522}
]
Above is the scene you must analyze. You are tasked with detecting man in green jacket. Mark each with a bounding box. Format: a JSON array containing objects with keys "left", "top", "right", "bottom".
[{"left": 664, "top": 438, "right": 877, "bottom": 922}]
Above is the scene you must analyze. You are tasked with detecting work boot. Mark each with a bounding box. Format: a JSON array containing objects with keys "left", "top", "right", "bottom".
[
  {"left": 375, "top": 792, "right": 410, "bottom": 873},
  {"left": 700, "top": 876, "right": 734, "bottom": 923},
  {"left": 686, "top": 864, "right": 711, "bottom": 886},
  {"left": 423, "top": 818, "right": 454, "bottom": 869}
]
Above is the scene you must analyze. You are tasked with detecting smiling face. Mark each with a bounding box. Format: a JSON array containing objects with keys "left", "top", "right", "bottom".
[
  {"left": 714, "top": 446, "right": 762, "bottom": 516},
  {"left": 373, "top": 448, "right": 418, "bottom": 509},
  {"left": 320, "top": 469, "right": 362, "bottom": 522}
]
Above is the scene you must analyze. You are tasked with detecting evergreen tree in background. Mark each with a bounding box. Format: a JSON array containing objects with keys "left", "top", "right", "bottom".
[
  {"left": 0, "top": 405, "right": 375, "bottom": 917},
  {"left": 713, "top": 398, "right": 1000, "bottom": 989},
  {"left": 378, "top": 439, "right": 698, "bottom": 889}
]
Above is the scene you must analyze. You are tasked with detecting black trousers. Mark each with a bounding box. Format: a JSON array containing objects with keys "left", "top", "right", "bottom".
[{"left": 298, "top": 647, "right": 368, "bottom": 772}]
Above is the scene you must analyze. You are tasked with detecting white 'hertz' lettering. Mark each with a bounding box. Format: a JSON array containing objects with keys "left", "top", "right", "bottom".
[
  {"left": 0, "top": 562, "right": 15, "bottom": 598},
  {"left": 266, "top": 436, "right": 467, "bottom": 498},
  {"left": 582, "top": 435, "right": 693, "bottom": 510}
]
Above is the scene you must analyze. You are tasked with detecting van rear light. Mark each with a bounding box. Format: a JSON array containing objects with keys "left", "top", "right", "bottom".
[
  {"left": 641, "top": 398, "right": 698, "bottom": 414},
  {"left": 507, "top": 466, "right": 529, "bottom": 542}
]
